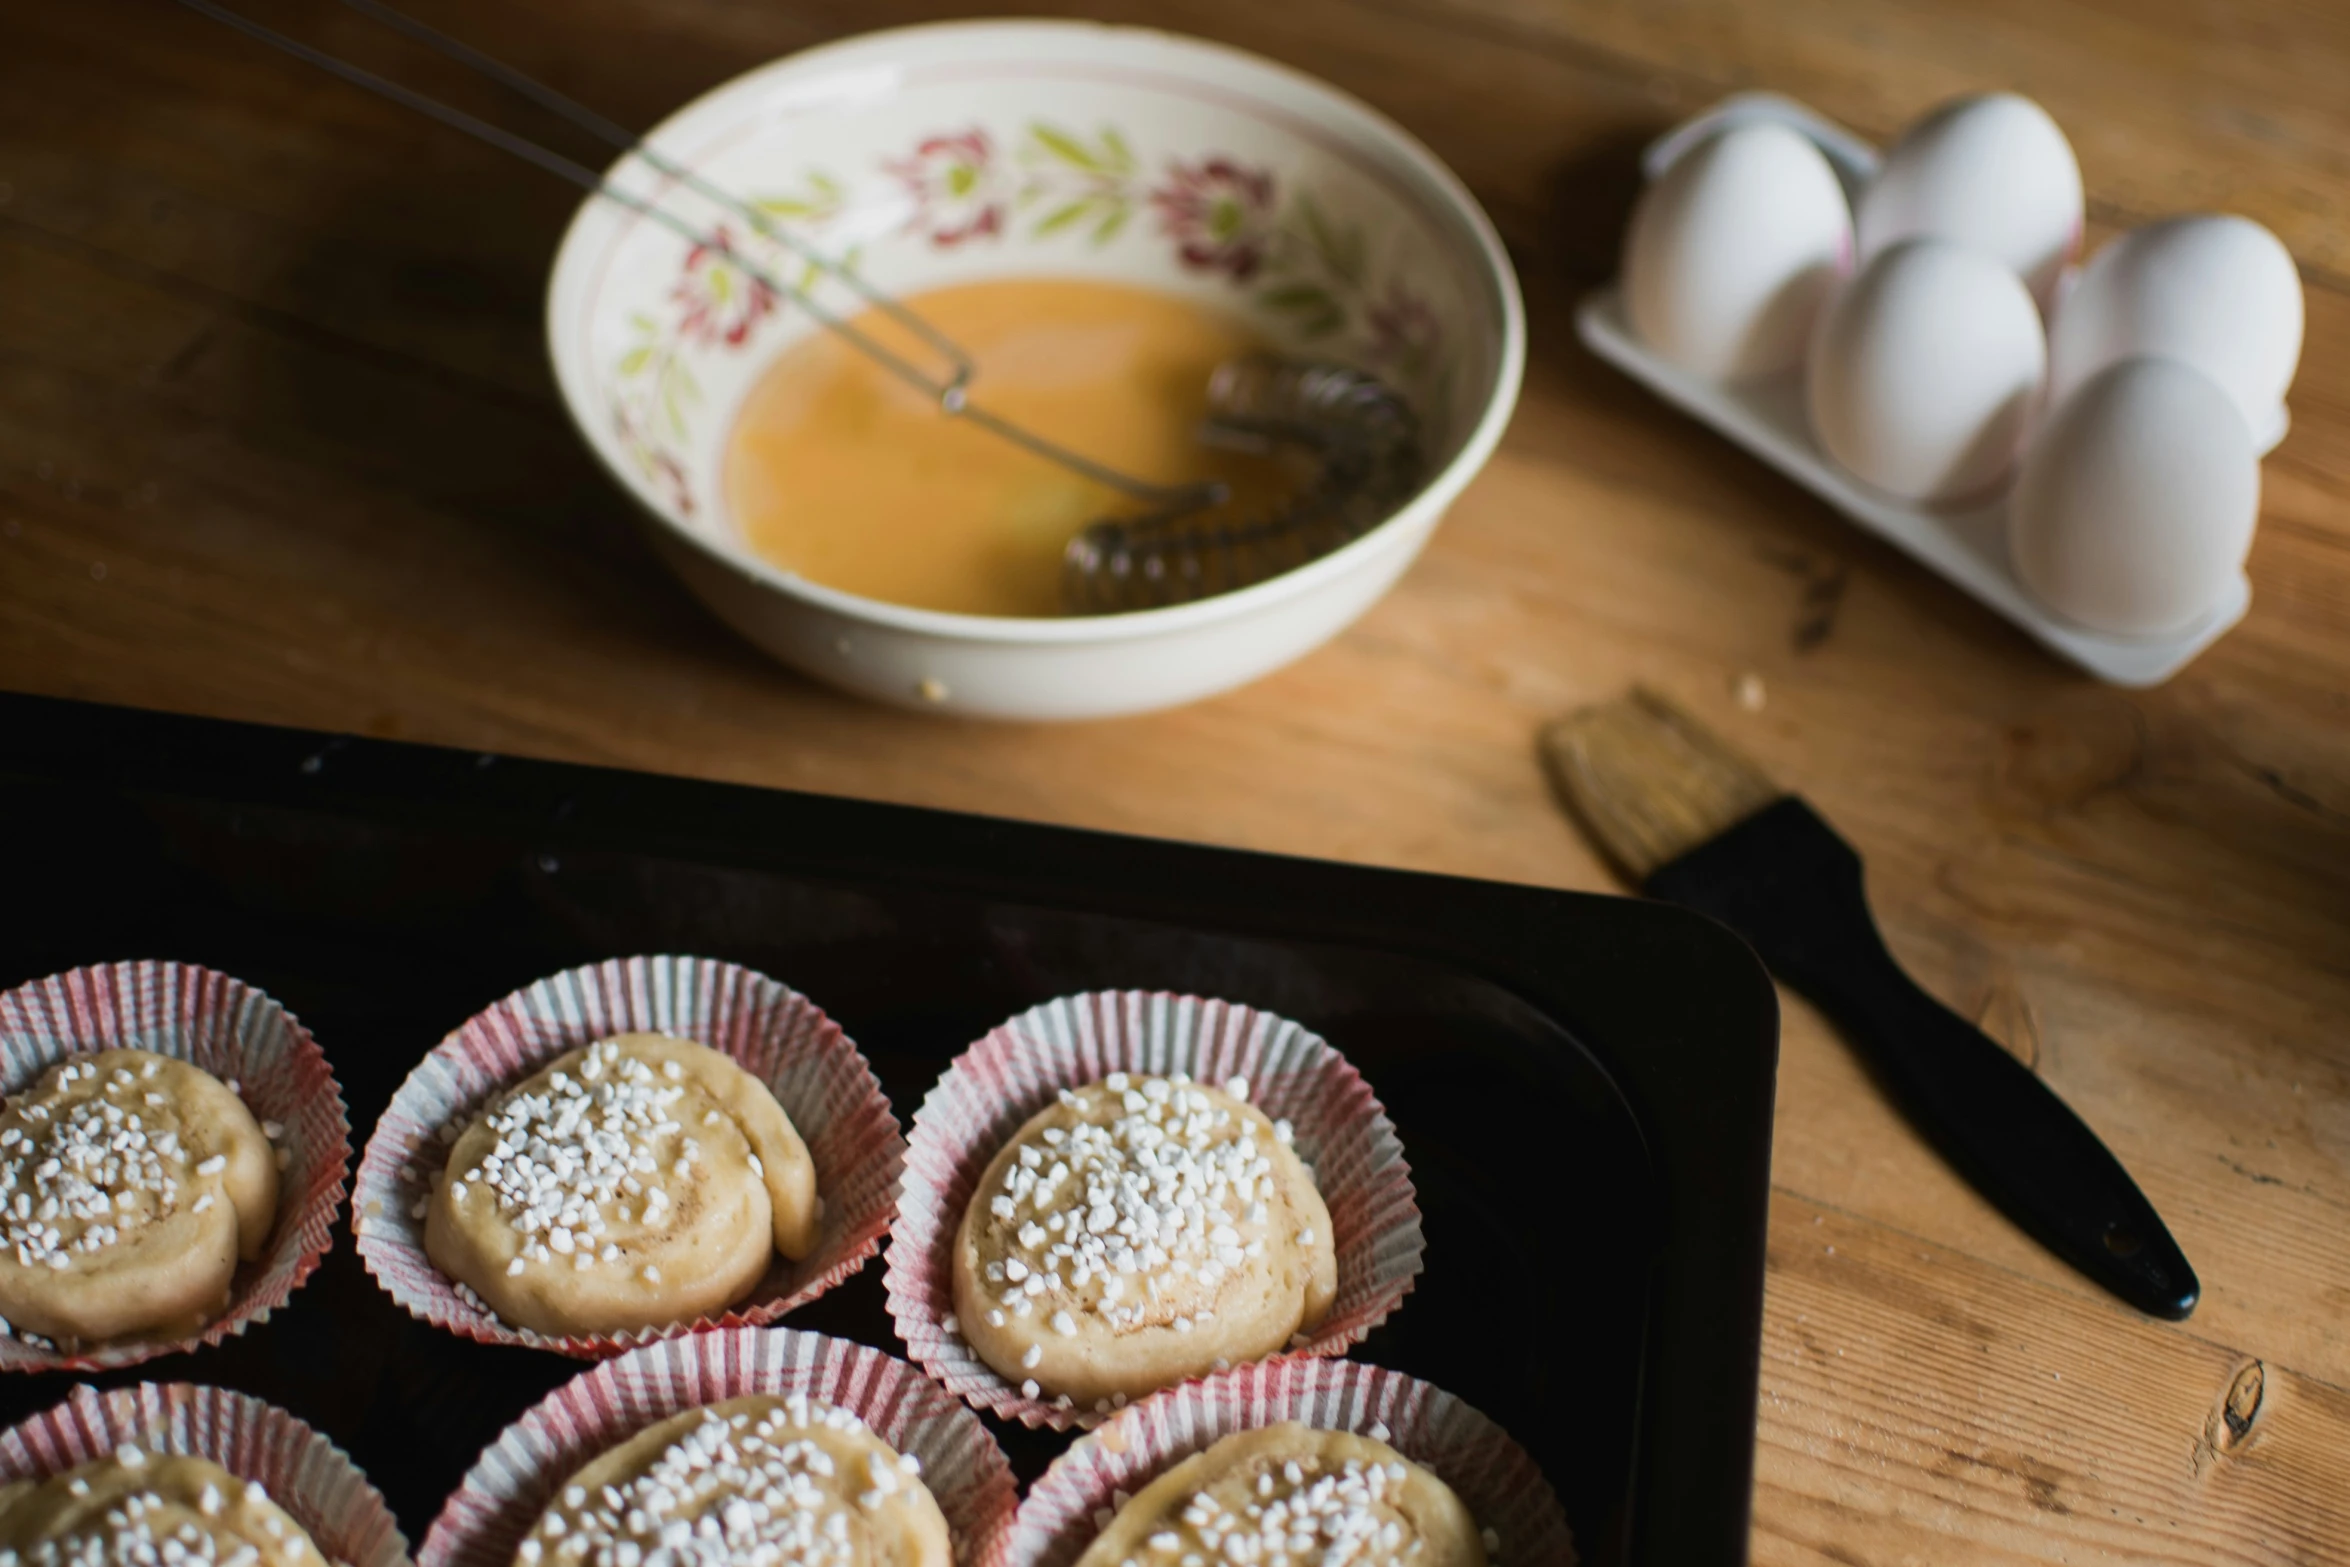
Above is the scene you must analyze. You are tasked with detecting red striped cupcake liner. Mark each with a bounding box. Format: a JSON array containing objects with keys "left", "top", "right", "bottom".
[
  {"left": 0, "top": 1381, "right": 411, "bottom": 1567},
  {"left": 420, "top": 1327, "right": 1018, "bottom": 1567},
  {"left": 888, "top": 991, "right": 1424, "bottom": 1432},
  {"left": 355, "top": 955, "right": 903, "bottom": 1358},
  {"left": 1002, "top": 1359, "right": 1575, "bottom": 1567},
  {"left": 0, "top": 961, "right": 351, "bottom": 1373}
]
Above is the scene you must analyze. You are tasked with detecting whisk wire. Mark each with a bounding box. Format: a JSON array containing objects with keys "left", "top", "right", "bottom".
[
  {"left": 176, "top": 0, "right": 1215, "bottom": 510},
  {"left": 329, "top": 0, "right": 981, "bottom": 404},
  {"left": 177, "top": 0, "right": 1428, "bottom": 614},
  {"left": 1060, "top": 357, "right": 1422, "bottom": 614}
]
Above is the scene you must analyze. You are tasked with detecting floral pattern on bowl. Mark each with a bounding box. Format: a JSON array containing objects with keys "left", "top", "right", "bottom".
[
  {"left": 544, "top": 21, "right": 1522, "bottom": 720},
  {"left": 604, "top": 119, "right": 1454, "bottom": 519}
]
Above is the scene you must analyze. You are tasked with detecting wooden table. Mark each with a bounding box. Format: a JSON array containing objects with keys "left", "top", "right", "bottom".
[{"left": 6, "top": 0, "right": 2349, "bottom": 1558}]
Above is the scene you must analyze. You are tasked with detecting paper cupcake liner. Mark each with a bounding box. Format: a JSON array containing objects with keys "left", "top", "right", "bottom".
[
  {"left": 421, "top": 1327, "right": 1018, "bottom": 1567},
  {"left": 0, "top": 1381, "right": 411, "bottom": 1567},
  {"left": 888, "top": 991, "right": 1424, "bottom": 1432},
  {"left": 356, "top": 955, "right": 904, "bottom": 1358},
  {"left": 0, "top": 961, "right": 352, "bottom": 1373},
  {"left": 1001, "top": 1359, "right": 1575, "bottom": 1567}
]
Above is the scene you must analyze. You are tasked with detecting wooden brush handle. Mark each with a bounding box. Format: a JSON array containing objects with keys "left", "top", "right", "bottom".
[{"left": 1650, "top": 798, "right": 2199, "bottom": 1320}]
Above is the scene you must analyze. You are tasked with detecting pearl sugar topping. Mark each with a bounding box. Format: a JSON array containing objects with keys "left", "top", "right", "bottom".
[
  {"left": 0, "top": 1458, "right": 304, "bottom": 1567},
  {"left": 1121, "top": 1454, "right": 1423, "bottom": 1567},
  {"left": 521, "top": 1398, "right": 924, "bottom": 1567},
  {"left": 453, "top": 1040, "right": 711, "bottom": 1272},
  {"left": 982, "top": 1073, "right": 1301, "bottom": 1334},
  {"left": 0, "top": 1058, "right": 209, "bottom": 1274}
]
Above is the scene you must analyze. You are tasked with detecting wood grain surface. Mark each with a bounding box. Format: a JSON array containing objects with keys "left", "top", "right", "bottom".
[{"left": 5, "top": 0, "right": 2349, "bottom": 1560}]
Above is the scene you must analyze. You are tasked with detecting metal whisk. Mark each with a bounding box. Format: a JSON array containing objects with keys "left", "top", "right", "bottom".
[
  {"left": 1062, "top": 357, "right": 1422, "bottom": 613},
  {"left": 179, "top": 0, "right": 1427, "bottom": 615}
]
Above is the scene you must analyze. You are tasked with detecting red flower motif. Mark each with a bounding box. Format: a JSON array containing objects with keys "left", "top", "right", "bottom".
[
  {"left": 671, "top": 225, "right": 778, "bottom": 348},
  {"left": 886, "top": 129, "right": 1006, "bottom": 248},
  {"left": 649, "top": 446, "right": 695, "bottom": 518},
  {"left": 612, "top": 402, "right": 696, "bottom": 518},
  {"left": 1150, "top": 158, "right": 1277, "bottom": 280},
  {"left": 1365, "top": 283, "right": 1441, "bottom": 372}
]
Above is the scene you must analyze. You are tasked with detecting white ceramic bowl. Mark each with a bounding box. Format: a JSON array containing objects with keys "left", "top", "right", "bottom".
[{"left": 547, "top": 20, "right": 1523, "bottom": 720}]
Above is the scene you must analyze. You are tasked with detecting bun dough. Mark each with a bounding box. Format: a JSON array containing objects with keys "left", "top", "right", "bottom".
[
  {"left": 425, "top": 1033, "right": 819, "bottom": 1337},
  {"left": 953, "top": 1073, "right": 1335, "bottom": 1411},
  {"left": 0, "top": 1049, "right": 279, "bottom": 1345},
  {"left": 1075, "top": 1424, "right": 1486, "bottom": 1567},
  {"left": 512, "top": 1394, "right": 948, "bottom": 1567},
  {"left": 0, "top": 1446, "right": 327, "bottom": 1567}
]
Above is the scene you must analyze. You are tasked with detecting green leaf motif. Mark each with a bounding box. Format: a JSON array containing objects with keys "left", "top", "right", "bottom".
[
  {"left": 1091, "top": 204, "right": 1131, "bottom": 246},
  {"left": 629, "top": 312, "right": 657, "bottom": 334},
  {"left": 1258, "top": 281, "right": 1346, "bottom": 338},
  {"left": 618, "top": 345, "right": 654, "bottom": 376},
  {"left": 1294, "top": 193, "right": 1366, "bottom": 288},
  {"left": 659, "top": 358, "right": 701, "bottom": 417},
  {"left": 1337, "top": 233, "right": 1366, "bottom": 286},
  {"left": 1029, "top": 123, "right": 1102, "bottom": 171},
  {"left": 1099, "top": 127, "right": 1136, "bottom": 172},
  {"left": 1034, "top": 197, "right": 1099, "bottom": 237},
  {"left": 752, "top": 170, "right": 844, "bottom": 222},
  {"left": 709, "top": 267, "right": 733, "bottom": 305},
  {"left": 660, "top": 364, "right": 701, "bottom": 441},
  {"left": 1259, "top": 282, "right": 1337, "bottom": 313}
]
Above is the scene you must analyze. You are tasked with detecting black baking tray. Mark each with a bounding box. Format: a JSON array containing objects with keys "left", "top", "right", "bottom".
[{"left": 0, "top": 691, "right": 1777, "bottom": 1566}]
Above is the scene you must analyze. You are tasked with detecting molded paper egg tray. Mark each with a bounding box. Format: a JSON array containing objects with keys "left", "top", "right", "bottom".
[
  {"left": 0, "top": 693, "right": 1779, "bottom": 1567},
  {"left": 1577, "top": 92, "right": 2266, "bottom": 687}
]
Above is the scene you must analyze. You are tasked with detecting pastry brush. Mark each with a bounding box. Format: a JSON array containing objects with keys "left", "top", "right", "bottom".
[{"left": 1541, "top": 688, "right": 2198, "bottom": 1319}]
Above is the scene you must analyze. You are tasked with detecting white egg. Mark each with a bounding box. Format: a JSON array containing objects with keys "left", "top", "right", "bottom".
[
  {"left": 1857, "top": 93, "right": 2083, "bottom": 306},
  {"left": 1807, "top": 238, "right": 2046, "bottom": 503},
  {"left": 2009, "top": 357, "right": 2256, "bottom": 636},
  {"left": 1622, "top": 120, "right": 1853, "bottom": 380},
  {"left": 2047, "top": 215, "right": 2303, "bottom": 443}
]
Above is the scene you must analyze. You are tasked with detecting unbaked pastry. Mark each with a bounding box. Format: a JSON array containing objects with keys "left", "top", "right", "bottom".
[
  {"left": 1075, "top": 1423, "right": 1486, "bottom": 1567},
  {"left": 510, "top": 1394, "right": 948, "bottom": 1567},
  {"left": 0, "top": 1049, "right": 278, "bottom": 1345},
  {"left": 0, "top": 1445, "right": 327, "bottom": 1567},
  {"left": 425, "top": 1033, "right": 818, "bottom": 1337},
  {"left": 953, "top": 1072, "right": 1335, "bottom": 1411}
]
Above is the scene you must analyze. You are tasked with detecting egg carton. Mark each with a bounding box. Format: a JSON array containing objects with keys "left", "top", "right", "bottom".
[{"left": 1575, "top": 92, "right": 2254, "bottom": 688}]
